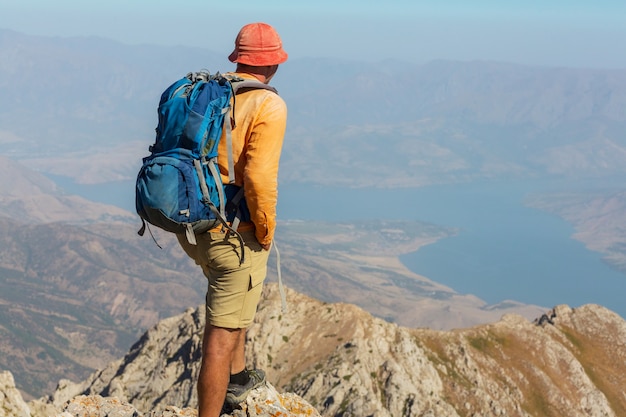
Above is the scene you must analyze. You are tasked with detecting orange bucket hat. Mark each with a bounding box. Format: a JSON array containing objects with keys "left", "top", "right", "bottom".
[{"left": 228, "top": 22, "right": 288, "bottom": 66}]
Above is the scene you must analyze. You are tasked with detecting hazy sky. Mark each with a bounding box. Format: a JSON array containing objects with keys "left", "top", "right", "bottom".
[{"left": 2, "top": 0, "right": 625, "bottom": 68}]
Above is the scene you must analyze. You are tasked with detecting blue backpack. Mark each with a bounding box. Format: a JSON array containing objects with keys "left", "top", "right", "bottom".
[{"left": 135, "top": 71, "right": 277, "bottom": 253}]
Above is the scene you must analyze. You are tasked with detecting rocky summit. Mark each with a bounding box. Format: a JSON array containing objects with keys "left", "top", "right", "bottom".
[{"left": 2, "top": 283, "right": 626, "bottom": 417}]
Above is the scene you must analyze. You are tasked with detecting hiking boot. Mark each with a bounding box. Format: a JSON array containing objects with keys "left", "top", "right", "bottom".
[{"left": 225, "top": 369, "right": 266, "bottom": 406}]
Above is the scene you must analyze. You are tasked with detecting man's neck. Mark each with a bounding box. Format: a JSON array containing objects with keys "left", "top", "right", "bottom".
[
  {"left": 235, "top": 64, "right": 278, "bottom": 84},
  {"left": 236, "top": 72, "right": 267, "bottom": 83}
]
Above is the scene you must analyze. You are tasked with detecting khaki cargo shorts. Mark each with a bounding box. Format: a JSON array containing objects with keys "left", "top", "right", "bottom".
[{"left": 177, "top": 229, "right": 270, "bottom": 329}]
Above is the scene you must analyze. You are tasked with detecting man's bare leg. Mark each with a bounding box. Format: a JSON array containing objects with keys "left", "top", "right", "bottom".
[
  {"left": 197, "top": 323, "right": 244, "bottom": 417},
  {"left": 230, "top": 328, "right": 247, "bottom": 374}
]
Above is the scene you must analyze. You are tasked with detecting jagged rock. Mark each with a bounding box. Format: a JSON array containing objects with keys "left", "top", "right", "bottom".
[
  {"left": 54, "top": 383, "right": 319, "bottom": 417},
  {"left": 59, "top": 395, "right": 139, "bottom": 417},
  {"left": 0, "top": 371, "right": 30, "bottom": 417},
  {"left": 226, "top": 382, "right": 320, "bottom": 417}
]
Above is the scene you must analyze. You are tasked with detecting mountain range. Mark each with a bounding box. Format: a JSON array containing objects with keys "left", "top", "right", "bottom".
[{"left": 2, "top": 28, "right": 626, "bottom": 188}]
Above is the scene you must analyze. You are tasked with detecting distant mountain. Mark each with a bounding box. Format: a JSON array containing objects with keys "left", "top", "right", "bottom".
[
  {"left": 9, "top": 284, "right": 626, "bottom": 417},
  {"left": 0, "top": 155, "right": 133, "bottom": 224},
  {"left": 278, "top": 59, "right": 626, "bottom": 187},
  {"left": 2, "top": 29, "right": 626, "bottom": 187},
  {"left": 0, "top": 29, "right": 224, "bottom": 153},
  {"left": 527, "top": 190, "right": 626, "bottom": 274}
]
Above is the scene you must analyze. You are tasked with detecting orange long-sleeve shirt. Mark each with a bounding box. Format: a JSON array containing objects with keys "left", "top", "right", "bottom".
[{"left": 217, "top": 73, "right": 287, "bottom": 247}]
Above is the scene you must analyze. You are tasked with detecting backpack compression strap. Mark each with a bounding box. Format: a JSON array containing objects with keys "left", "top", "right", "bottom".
[{"left": 193, "top": 158, "right": 247, "bottom": 263}]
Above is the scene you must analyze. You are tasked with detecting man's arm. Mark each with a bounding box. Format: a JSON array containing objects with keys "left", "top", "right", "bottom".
[{"left": 243, "top": 94, "right": 287, "bottom": 248}]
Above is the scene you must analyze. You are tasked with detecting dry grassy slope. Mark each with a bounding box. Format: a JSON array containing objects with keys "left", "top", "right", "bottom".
[
  {"left": 0, "top": 219, "right": 203, "bottom": 398},
  {"left": 527, "top": 190, "right": 626, "bottom": 274},
  {"left": 27, "top": 284, "right": 626, "bottom": 417},
  {"left": 415, "top": 305, "right": 626, "bottom": 417}
]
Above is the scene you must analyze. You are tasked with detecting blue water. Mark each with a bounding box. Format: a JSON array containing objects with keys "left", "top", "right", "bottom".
[{"left": 51, "top": 176, "right": 626, "bottom": 318}]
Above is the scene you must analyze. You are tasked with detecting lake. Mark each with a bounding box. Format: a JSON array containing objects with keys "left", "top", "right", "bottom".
[
  {"left": 277, "top": 180, "right": 626, "bottom": 319},
  {"left": 53, "top": 176, "right": 626, "bottom": 319}
]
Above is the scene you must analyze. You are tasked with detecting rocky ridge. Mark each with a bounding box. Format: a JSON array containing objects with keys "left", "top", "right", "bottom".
[{"left": 2, "top": 283, "right": 625, "bottom": 417}]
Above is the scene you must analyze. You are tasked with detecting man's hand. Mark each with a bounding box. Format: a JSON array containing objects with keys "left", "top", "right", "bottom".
[{"left": 261, "top": 243, "right": 271, "bottom": 251}]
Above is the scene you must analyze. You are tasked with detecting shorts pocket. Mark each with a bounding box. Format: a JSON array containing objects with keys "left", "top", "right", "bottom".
[{"left": 207, "top": 232, "right": 249, "bottom": 271}]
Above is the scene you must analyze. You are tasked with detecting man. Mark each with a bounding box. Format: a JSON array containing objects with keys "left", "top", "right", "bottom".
[{"left": 176, "top": 22, "right": 288, "bottom": 417}]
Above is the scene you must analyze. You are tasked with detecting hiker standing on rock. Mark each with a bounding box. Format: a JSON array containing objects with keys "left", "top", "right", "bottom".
[{"left": 176, "top": 22, "right": 288, "bottom": 417}]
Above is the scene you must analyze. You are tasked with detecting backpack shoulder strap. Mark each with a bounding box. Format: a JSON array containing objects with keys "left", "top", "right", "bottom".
[
  {"left": 225, "top": 74, "right": 278, "bottom": 95},
  {"left": 221, "top": 76, "right": 279, "bottom": 185},
  {"left": 232, "top": 80, "right": 278, "bottom": 95}
]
